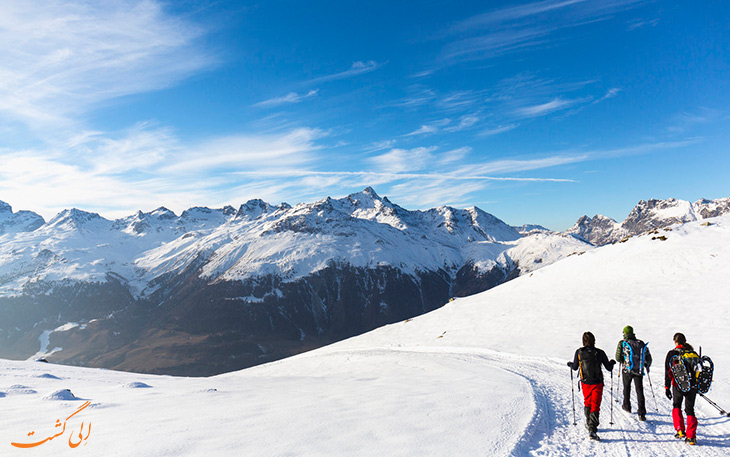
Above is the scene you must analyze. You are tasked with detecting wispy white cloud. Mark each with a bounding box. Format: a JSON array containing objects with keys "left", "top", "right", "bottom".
[
  {"left": 626, "top": 17, "right": 660, "bottom": 31},
  {"left": 0, "top": 0, "right": 214, "bottom": 131},
  {"left": 0, "top": 126, "right": 326, "bottom": 219},
  {"left": 363, "top": 139, "right": 398, "bottom": 153},
  {"left": 594, "top": 88, "right": 621, "bottom": 103},
  {"left": 667, "top": 108, "right": 722, "bottom": 133},
  {"left": 441, "top": 0, "right": 647, "bottom": 64},
  {"left": 405, "top": 119, "right": 451, "bottom": 136},
  {"left": 233, "top": 169, "right": 574, "bottom": 183},
  {"left": 451, "top": 0, "right": 587, "bottom": 32},
  {"left": 445, "top": 115, "right": 480, "bottom": 132},
  {"left": 369, "top": 147, "right": 439, "bottom": 173},
  {"left": 439, "top": 147, "right": 472, "bottom": 164},
  {"left": 479, "top": 124, "right": 519, "bottom": 137},
  {"left": 390, "top": 85, "right": 437, "bottom": 108},
  {"left": 307, "top": 61, "right": 382, "bottom": 84},
  {"left": 162, "top": 128, "right": 325, "bottom": 174},
  {"left": 514, "top": 97, "right": 582, "bottom": 118},
  {"left": 253, "top": 90, "right": 319, "bottom": 107}
]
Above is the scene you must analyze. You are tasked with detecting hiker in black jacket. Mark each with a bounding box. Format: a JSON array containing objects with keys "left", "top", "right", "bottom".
[
  {"left": 615, "top": 325, "right": 652, "bottom": 421},
  {"left": 568, "top": 331, "right": 616, "bottom": 441},
  {"left": 665, "top": 332, "right": 698, "bottom": 445}
]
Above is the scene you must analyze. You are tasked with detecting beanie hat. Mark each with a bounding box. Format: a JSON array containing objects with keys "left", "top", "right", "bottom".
[{"left": 623, "top": 325, "right": 634, "bottom": 336}]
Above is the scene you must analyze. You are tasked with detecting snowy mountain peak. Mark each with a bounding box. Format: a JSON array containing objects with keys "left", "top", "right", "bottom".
[
  {"left": 47, "top": 208, "right": 106, "bottom": 230},
  {"left": 0, "top": 202, "right": 45, "bottom": 235},
  {"left": 566, "top": 197, "right": 730, "bottom": 245},
  {"left": 693, "top": 197, "right": 730, "bottom": 219},
  {"left": 150, "top": 207, "right": 177, "bottom": 220},
  {"left": 180, "top": 206, "right": 235, "bottom": 224},
  {"left": 347, "top": 186, "right": 382, "bottom": 204},
  {"left": 513, "top": 224, "right": 552, "bottom": 236},
  {"left": 623, "top": 198, "right": 695, "bottom": 234},
  {"left": 236, "top": 199, "right": 272, "bottom": 219}
]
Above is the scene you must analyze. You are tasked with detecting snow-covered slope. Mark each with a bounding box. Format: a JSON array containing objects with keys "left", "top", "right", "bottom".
[{"left": 1, "top": 214, "right": 729, "bottom": 456}]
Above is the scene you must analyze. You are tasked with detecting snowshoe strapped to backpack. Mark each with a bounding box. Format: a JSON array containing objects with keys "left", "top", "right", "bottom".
[
  {"left": 622, "top": 339, "right": 648, "bottom": 375},
  {"left": 670, "top": 350, "right": 714, "bottom": 394},
  {"left": 697, "top": 356, "right": 714, "bottom": 393}
]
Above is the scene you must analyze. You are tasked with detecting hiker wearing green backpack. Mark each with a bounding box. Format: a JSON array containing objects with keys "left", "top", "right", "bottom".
[
  {"left": 664, "top": 332, "right": 698, "bottom": 445},
  {"left": 615, "top": 325, "right": 652, "bottom": 421}
]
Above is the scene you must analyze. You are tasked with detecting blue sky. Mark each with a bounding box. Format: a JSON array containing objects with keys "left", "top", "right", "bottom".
[{"left": 0, "top": 0, "right": 728, "bottom": 230}]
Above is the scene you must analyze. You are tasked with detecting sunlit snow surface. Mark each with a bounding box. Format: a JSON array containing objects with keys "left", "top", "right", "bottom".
[{"left": 2, "top": 215, "right": 730, "bottom": 456}]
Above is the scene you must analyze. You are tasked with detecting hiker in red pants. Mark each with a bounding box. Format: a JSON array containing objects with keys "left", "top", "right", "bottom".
[
  {"left": 665, "top": 332, "right": 699, "bottom": 445},
  {"left": 568, "top": 331, "right": 616, "bottom": 441}
]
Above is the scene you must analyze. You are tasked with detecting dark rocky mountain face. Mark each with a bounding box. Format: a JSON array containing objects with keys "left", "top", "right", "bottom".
[{"left": 0, "top": 262, "right": 514, "bottom": 376}]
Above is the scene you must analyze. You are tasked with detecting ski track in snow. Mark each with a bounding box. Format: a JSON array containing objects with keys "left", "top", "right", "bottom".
[
  {"left": 327, "top": 346, "right": 730, "bottom": 456},
  {"left": 2, "top": 346, "right": 729, "bottom": 456}
]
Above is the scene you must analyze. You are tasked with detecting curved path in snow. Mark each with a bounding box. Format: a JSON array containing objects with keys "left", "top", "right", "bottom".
[{"left": 377, "top": 346, "right": 730, "bottom": 456}]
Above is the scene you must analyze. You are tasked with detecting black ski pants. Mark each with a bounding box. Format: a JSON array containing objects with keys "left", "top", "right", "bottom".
[
  {"left": 622, "top": 371, "right": 646, "bottom": 415},
  {"left": 672, "top": 384, "right": 697, "bottom": 416}
]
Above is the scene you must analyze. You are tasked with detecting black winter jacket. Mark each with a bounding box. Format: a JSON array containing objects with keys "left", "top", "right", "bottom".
[{"left": 570, "top": 346, "right": 615, "bottom": 385}]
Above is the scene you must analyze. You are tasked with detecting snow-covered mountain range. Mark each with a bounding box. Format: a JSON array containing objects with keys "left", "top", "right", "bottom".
[
  {"left": 566, "top": 197, "right": 730, "bottom": 245},
  {"left": 0, "top": 188, "right": 588, "bottom": 375},
  {"left": 1, "top": 190, "right": 728, "bottom": 375},
  {"left": 2, "top": 211, "right": 729, "bottom": 456}
]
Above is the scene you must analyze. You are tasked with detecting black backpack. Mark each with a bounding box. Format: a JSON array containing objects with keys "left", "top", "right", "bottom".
[
  {"left": 622, "top": 339, "right": 648, "bottom": 375},
  {"left": 578, "top": 346, "right": 603, "bottom": 384},
  {"left": 670, "top": 348, "right": 714, "bottom": 393}
]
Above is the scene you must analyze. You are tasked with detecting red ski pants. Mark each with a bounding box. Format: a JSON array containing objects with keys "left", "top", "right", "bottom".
[
  {"left": 581, "top": 383, "right": 604, "bottom": 413},
  {"left": 672, "top": 385, "right": 698, "bottom": 439}
]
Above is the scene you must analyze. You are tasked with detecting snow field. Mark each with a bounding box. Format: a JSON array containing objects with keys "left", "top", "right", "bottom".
[{"left": 1, "top": 215, "right": 729, "bottom": 455}]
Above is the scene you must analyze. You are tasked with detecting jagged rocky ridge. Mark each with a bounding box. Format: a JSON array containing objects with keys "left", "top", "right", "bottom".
[
  {"left": 0, "top": 188, "right": 590, "bottom": 376},
  {"left": 566, "top": 197, "right": 730, "bottom": 246}
]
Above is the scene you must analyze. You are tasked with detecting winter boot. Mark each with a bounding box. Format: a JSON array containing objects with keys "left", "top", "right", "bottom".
[
  {"left": 674, "top": 430, "right": 686, "bottom": 439},
  {"left": 588, "top": 411, "right": 600, "bottom": 436}
]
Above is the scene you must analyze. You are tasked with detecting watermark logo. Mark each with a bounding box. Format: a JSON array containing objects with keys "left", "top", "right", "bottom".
[{"left": 11, "top": 401, "right": 91, "bottom": 449}]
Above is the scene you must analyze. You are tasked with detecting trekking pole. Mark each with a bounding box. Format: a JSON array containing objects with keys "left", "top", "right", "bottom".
[
  {"left": 610, "top": 368, "right": 614, "bottom": 425},
  {"left": 570, "top": 366, "right": 577, "bottom": 425},
  {"left": 615, "top": 363, "right": 622, "bottom": 403},
  {"left": 646, "top": 370, "right": 659, "bottom": 413},
  {"left": 699, "top": 393, "right": 730, "bottom": 417}
]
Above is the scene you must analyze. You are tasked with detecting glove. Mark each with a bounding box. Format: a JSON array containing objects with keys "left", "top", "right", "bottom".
[
  {"left": 665, "top": 388, "right": 672, "bottom": 400},
  {"left": 567, "top": 361, "right": 573, "bottom": 367}
]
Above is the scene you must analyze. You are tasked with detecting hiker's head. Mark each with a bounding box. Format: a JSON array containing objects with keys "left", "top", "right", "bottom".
[
  {"left": 673, "top": 332, "right": 687, "bottom": 346},
  {"left": 623, "top": 325, "right": 634, "bottom": 337},
  {"left": 582, "top": 331, "right": 596, "bottom": 347}
]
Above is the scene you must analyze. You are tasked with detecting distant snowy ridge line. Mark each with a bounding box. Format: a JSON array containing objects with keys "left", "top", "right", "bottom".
[
  {"left": 567, "top": 196, "right": 730, "bottom": 245},
  {"left": 0, "top": 187, "right": 588, "bottom": 298}
]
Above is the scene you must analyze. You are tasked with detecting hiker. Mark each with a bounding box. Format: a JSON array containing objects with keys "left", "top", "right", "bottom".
[
  {"left": 568, "top": 331, "right": 616, "bottom": 441},
  {"left": 615, "top": 325, "right": 652, "bottom": 421},
  {"left": 665, "top": 332, "right": 698, "bottom": 445}
]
